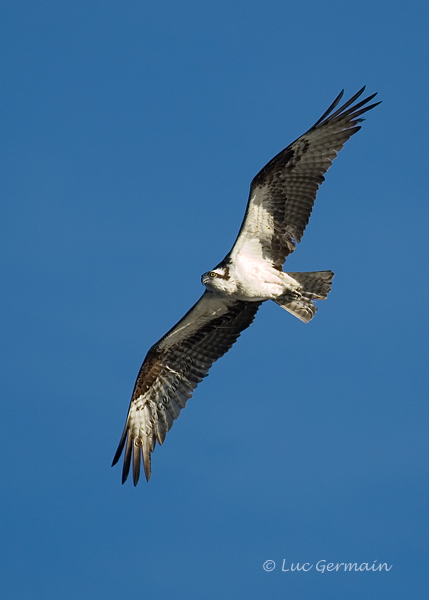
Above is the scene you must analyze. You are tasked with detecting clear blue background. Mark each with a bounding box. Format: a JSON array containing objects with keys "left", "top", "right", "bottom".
[{"left": 1, "top": 1, "right": 428, "bottom": 598}]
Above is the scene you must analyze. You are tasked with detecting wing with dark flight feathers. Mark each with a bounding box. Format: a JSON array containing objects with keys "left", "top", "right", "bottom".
[
  {"left": 229, "top": 87, "right": 380, "bottom": 269},
  {"left": 112, "top": 292, "right": 261, "bottom": 485}
]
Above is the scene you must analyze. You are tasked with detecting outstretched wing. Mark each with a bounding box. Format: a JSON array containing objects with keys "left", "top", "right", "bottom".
[
  {"left": 112, "top": 292, "right": 261, "bottom": 485},
  {"left": 229, "top": 87, "right": 380, "bottom": 269}
]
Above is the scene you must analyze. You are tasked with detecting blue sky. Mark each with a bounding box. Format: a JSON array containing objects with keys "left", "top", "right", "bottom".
[{"left": 1, "top": 1, "right": 428, "bottom": 598}]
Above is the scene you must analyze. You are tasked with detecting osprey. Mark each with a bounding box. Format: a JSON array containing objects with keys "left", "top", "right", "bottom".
[{"left": 112, "top": 87, "right": 379, "bottom": 485}]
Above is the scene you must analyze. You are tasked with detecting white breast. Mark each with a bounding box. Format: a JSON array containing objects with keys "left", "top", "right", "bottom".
[{"left": 230, "top": 251, "right": 285, "bottom": 301}]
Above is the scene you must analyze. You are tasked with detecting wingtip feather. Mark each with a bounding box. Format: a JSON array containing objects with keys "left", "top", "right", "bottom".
[
  {"left": 312, "top": 87, "right": 379, "bottom": 130},
  {"left": 121, "top": 434, "right": 133, "bottom": 484},
  {"left": 132, "top": 440, "right": 141, "bottom": 486},
  {"left": 112, "top": 424, "right": 128, "bottom": 467},
  {"left": 143, "top": 437, "right": 152, "bottom": 482}
]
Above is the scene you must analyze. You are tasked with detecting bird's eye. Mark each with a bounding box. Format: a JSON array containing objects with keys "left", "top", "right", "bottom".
[{"left": 209, "top": 271, "right": 216, "bottom": 278}]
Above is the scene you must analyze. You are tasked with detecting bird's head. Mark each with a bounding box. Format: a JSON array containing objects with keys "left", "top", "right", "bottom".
[{"left": 201, "top": 264, "right": 232, "bottom": 293}]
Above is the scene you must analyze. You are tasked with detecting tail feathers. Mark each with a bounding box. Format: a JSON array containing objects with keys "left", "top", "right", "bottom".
[
  {"left": 276, "top": 296, "right": 318, "bottom": 323},
  {"left": 287, "top": 270, "right": 334, "bottom": 299},
  {"left": 274, "top": 270, "right": 334, "bottom": 323}
]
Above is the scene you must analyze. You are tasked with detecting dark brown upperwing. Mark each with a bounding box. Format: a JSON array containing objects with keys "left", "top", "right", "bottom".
[
  {"left": 231, "top": 88, "right": 380, "bottom": 269},
  {"left": 112, "top": 292, "right": 262, "bottom": 485}
]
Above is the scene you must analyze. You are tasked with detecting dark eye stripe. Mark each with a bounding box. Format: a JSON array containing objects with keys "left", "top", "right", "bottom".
[{"left": 217, "top": 265, "right": 230, "bottom": 280}]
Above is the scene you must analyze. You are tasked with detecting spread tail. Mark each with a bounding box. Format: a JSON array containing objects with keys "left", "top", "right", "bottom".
[{"left": 274, "top": 270, "right": 334, "bottom": 323}]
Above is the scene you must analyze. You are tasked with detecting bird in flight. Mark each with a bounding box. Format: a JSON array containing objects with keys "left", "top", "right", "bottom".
[{"left": 112, "top": 87, "right": 380, "bottom": 485}]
